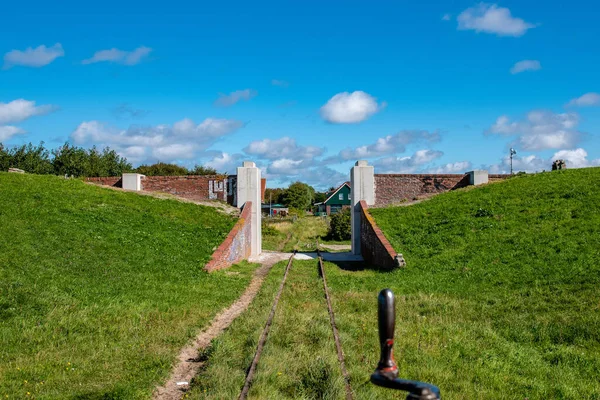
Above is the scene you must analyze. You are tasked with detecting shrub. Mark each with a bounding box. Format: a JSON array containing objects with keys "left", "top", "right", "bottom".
[
  {"left": 1, "top": 142, "right": 54, "bottom": 174},
  {"left": 328, "top": 208, "right": 351, "bottom": 241},
  {"left": 0, "top": 142, "right": 132, "bottom": 177},
  {"left": 135, "top": 162, "right": 217, "bottom": 176}
]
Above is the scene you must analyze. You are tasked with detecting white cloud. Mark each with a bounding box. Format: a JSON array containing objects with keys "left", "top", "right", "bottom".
[
  {"left": 264, "top": 159, "right": 347, "bottom": 190},
  {"left": 428, "top": 161, "right": 472, "bottom": 174},
  {"left": 457, "top": 3, "right": 536, "bottom": 37},
  {"left": 205, "top": 152, "right": 244, "bottom": 173},
  {"left": 82, "top": 46, "right": 152, "bottom": 66},
  {"left": 333, "top": 130, "right": 440, "bottom": 161},
  {"left": 271, "top": 79, "right": 289, "bottom": 87},
  {"left": 214, "top": 89, "right": 257, "bottom": 107},
  {"left": 412, "top": 149, "right": 444, "bottom": 165},
  {"left": 567, "top": 92, "right": 600, "bottom": 107},
  {"left": 3, "top": 43, "right": 64, "bottom": 69},
  {"left": 320, "top": 91, "right": 385, "bottom": 124},
  {"left": 70, "top": 117, "right": 243, "bottom": 164},
  {"left": 488, "top": 148, "right": 599, "bottom": 173},
  {"left": 487, "top": 110, "right": 582, "bottom": 151},
  {"left": 488, "top": 153, "right": 546, "bottom": 173},
  {"left": 244, "top": 137, "right": 324, "bottom": 160},
  {"left": 371, "top": 149, "right": 444, "bottom": 173},
  {"left": 172, "top": 118, "right": 244, "bottom": 138},
  {"left": 0, "top": 126, "right": 25, "bottom": 141},
  {"left": 442, "top": 14, "right": 452, "bottom": 21},
  {"left": 121, "top": 146, "right": 146, "bottom": 159},
  {"left": 302, "top": 166, "right": 347, "bottom": 190},
  {"left": 152, "top": 144, "right": 195, "bottom": 160},
  {"left": 268, "top": 158, "right": 304, "bottom": 175},
  {"left": 552, "top": 148, "right": 600, "bottom": 169},
  {"left": 0, "top": 99, "right": 57, "bottom": 124},
  {"left": 510, "top": 60, "right": 541, "bottom": 74}
]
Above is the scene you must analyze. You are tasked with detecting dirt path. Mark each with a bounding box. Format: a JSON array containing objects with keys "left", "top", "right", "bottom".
[
  {"left": 320, "top": 243, "right": 351, "bottom": 251},
  {"left": 153, "top": 253, "right": 290, "bottom": 400}
]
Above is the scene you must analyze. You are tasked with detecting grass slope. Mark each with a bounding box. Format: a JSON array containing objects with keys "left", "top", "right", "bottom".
[
  {"left": 0, "top": 173, "right": 258, "bottom": 399},
  {"left": 262, "top": 217, "right": 349, "bottom": 252},
  {"left": 323, "top": 168, "right": 600, "bottom": 399},
  {"left": 191, "top": 260, "right": 346, "bottom": 399}
]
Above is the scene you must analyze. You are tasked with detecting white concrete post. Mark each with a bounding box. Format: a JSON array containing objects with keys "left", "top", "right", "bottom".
[
  {"left": 350, "top": 160, "right": 375, "bottom": 255},
  {"left": 236, "top": 161, "right": 262, "bottom": 257},
  {"left": 122, "top": 173, "right": 145, "bottom": 191},
  {"left": 468, "top": 170, "right": 488, "bottom": 185}
]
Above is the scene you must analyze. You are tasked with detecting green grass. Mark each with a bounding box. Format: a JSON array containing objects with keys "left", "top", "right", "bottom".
[
  {"left": 262, "top": 216, "right": 350, "bottom": 252},
  {"left": 322, "top": 168, "right": 600, "bottom": 399},
  {"left": 189, "top": 260, "right": 346, "bottom": 399},
  {"left": 191, "top": 168, "right": 600, "bottom": 399},
  {"left": 0, "top": 173, "right": 259, "bottom": 399}
]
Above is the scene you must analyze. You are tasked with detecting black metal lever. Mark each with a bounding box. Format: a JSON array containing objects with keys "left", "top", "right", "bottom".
[{"left": 370, "top": 289, "right": 441, "bottom": 400}]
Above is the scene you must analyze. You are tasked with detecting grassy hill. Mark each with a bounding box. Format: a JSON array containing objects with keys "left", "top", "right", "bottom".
[
  {"left": 171, "top": 168, "right": 600, "bottom": 399},
  {"left": 0, "top": 173, "right": 257, "bottom": 399},
  {"left": 330, "top": 168, "right": 599, "bottom": 399}
]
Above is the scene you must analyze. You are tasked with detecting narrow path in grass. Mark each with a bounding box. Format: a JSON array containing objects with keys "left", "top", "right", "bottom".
[
  {"left": 153, "top": 253, "right": 291, "bottom": 400},
  {"left": 247, "top": 259, "right": 347, "bottom": 399}
]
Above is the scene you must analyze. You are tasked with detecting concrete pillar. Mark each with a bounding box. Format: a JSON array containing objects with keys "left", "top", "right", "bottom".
[
  {"left": 350, "top": 160, "right": 375, "bottom": 255},
  {"left": 122, "top": 173, "right": 144, "bottom": 191},
  {"left": 468, "top": 170, "right": 488, "bottom": 185},
  {"left": 236, "top": 161, "right": 262, "bottom": 257}
]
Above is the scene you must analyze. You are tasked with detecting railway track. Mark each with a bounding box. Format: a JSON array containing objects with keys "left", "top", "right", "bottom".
[{"left": 238, "top": 244, "right": 353, "bottom": 399}]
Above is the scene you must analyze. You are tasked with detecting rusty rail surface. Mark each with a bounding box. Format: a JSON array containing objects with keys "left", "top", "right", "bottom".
[
  {"left": 238, "top": 251, "right": 296, "bottom": 400},
  {"left": 317, "top": 242, "right": 354, "bottom": 400}
]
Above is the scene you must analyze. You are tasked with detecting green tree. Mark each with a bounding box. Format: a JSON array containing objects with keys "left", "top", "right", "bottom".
[
  {"left": 52, "top": 143, "right": 132, "bottom": 177},
  {"left": 135, "top": 162, "right": 189, "bottom": 176},
  {"left": 283, "top": 181, "right": 315, "bottom": 210},
  {"left": 52, "top": 143, "right": 90, "bottom": 177},
  {"left": 328, "top": 208, "right": 351, "bottom": 241},
  {"left": 96, "top": 147, "right": 132, "bottom": 176},
  {"left": 314, "top": 192, "right": 327, "bottom": 203},
  {"left": 4, "top": 142, "right": 53, "bottom": 174},
  {"left": 264, "top": 188, "right": 287, "bottom": 204},
  {"left": 0, "top": 143, "right": 9, "bottom": 171},
  {"left": 189, "top": 164, "right": 218, "bottom": 175}
]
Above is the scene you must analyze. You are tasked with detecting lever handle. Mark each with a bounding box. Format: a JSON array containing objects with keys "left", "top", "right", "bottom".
[
  {"left": 376, "top": 288, "right": 399, "bottom": 379},
  {"left": 371, "top": 289, "right": 441, "bottom": 400}
]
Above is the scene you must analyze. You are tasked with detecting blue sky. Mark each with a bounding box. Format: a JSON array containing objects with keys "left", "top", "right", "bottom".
[{"left": 1, "top": 0, "right": 599, "bottom": 189}]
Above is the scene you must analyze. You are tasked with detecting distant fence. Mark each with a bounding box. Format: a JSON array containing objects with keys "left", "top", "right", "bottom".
[{"left": 205, "top": 202, "right": 253, "bottom": 272}]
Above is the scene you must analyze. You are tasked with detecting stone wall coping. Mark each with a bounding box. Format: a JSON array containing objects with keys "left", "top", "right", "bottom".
[{"left": 375, "top": 173, "right": 466, "bottom": 178}]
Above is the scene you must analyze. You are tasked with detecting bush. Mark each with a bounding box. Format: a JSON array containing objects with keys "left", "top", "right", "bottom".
[
  {"left": 0, "top": 142, "right": 132, "bottom": 177},
  {"left": 328, "top": 208, "right": 351, "bottom": 241},
  {"left": 52, "top": 144, "right": 131, "bottom": 177},
  {"left": 0, "top": 142, "right": 54, "bottom": 174},
  {"left": 135, "top": 162, "right": 217, "bottom": 176}
]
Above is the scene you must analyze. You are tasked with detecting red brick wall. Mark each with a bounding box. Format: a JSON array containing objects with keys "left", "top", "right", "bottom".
[
  {"left": 374, "top": 174, "right": 470, "bottom": 207},
  {"left": 141, "top": 175, "right": 229, "bottom": 202},
  {"left": 85, "top": 177, "right": 122, "bottom": 187},
  {"left": 204, "top": 202, "right": 253, "bottom": 272},
  {"left": 489, "top": 174, "right": 511, "bottom": 182},
  {"left": 86, "top": 174, "right": 267, "bottom": 206},
  {"left": 359, "top": 200, "right": 399, "bottom": 269}
]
